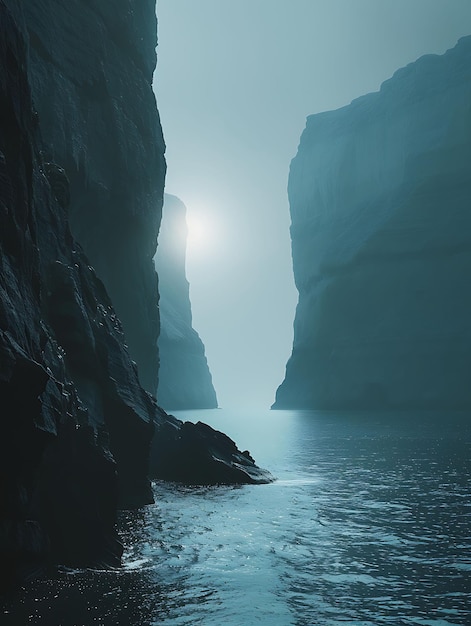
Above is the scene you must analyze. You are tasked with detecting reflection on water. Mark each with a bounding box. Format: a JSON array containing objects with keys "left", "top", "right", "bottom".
[{"left": 2, "top": 410, "right": 470, "bottom": 625}]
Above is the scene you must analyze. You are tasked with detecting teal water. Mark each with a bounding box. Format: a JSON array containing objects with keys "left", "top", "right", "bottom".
[{"left": 3, "top": 410, "right": 471, "bottom": 625}]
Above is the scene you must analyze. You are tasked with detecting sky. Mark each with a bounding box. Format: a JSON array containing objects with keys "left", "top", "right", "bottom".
[{"left": 153, "top": 0, "right": 471, "bottom": 409}]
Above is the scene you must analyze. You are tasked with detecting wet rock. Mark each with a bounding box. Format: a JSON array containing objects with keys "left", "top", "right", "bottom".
[{"left": 151, "top": 415, "right": 274, "bottom": 485}]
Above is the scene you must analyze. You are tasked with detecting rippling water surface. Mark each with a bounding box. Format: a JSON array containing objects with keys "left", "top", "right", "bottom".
[{"left": 3, "top": 410, "right": 471, "bottom": 625}]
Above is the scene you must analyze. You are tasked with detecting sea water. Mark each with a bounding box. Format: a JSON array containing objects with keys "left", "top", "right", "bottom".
[{"left": 3, "top": 410, "right": 470, "bottom": 625}]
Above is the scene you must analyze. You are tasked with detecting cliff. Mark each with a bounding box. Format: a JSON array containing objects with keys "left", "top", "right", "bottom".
[
  {"left": 0, "top": 0, "right": 156, "bottom": 587},
  {"left": 274, "top": 36, "right": 471, "bottom": 410},
  {"left": 0, "top": 1, "right": 270, "bottom": 592},
  {"left": 21, "top": 0, "right": 165, "bottom": 394},
  {"left": 155, "top": 194, "right": 217, "bottom": 409}
]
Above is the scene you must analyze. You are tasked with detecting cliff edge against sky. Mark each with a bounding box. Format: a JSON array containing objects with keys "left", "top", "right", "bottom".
[{"left": 274, "top": 36, "right": 471, "bottom": 410}]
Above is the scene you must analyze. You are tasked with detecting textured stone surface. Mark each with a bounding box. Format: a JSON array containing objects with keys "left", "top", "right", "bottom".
[
  {"left": 151, "top": 416, "right": 273, "bottom": 485},
  {"left": 0, "top": 1, "right": 155, "bottom": 589},
  {"left": 274, "top": 37, "right": 471, "bottom": 410},
  {"left": 22, "top": 0, "right": 166, "bottom": 394},
  {"left": 155, "top": 194, "right": 217, "bottom": 409}
]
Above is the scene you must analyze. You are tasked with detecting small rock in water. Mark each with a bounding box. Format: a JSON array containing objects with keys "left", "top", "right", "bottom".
[{"left": 150, "top": 414, "right": 274, "bottom": 485}]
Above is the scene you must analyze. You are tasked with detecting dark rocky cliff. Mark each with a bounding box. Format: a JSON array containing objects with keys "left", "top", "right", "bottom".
[
  {"left": 155, "top": 194, "right": 217, "bottom": 409},
  {"left": 0, "top": 0, "right": 156, "bottom": 587},
  {"left": 274, "top": 37, "right": 471, "bottom": 410},
  {"left": 21, "top": 0, "right": 166, "bottom": 394},
  {"left": 0, "top": 1, "right": 271, "bottom": 591}
]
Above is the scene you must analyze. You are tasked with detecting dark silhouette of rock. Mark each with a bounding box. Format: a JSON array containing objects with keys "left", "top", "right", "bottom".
[
  {"left": 274, "top": 37, "right": 471, "bottom": 410},
  {"left": 151, "top": 416, "right": 273, "bottom": 485},
  {"left": 155, "top": 194, "right": 218, "bottom": 409}
]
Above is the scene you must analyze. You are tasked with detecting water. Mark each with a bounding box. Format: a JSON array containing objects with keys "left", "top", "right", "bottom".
[{"left": 3, "top": 410, "right": 470, "bottom": 625}]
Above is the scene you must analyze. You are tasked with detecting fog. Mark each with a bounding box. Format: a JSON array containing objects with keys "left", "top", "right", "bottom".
[{"left": 154, "top": 0, "right": 471, "bottom": 409}]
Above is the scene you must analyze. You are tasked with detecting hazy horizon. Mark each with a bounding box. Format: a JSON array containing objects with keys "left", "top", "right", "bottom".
[{"left": 154, "top": 0, "right": 471, "bottom": 409}]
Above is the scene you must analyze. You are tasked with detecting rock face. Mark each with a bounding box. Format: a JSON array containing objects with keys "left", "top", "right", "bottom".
[
  {"left": 154, "top": 194, "right": 218, "bottom": 409},
  {"left": 21, "top": 0, "right": 166, "bottom": 394},
  {"left": 274, "top": 37, "right": 471, "bottom": 410},
  {"left": 0, "top": 1, "right": 155, "bottom": 588},
  {"left": 151, "top": 417, "right": 273, "bottom": 485}
]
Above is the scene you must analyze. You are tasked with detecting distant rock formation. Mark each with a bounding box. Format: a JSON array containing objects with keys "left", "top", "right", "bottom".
[
  {"left": 155, "top": 194, "right": 218, "bottom": 409},
  {"left": 274, "top": 36, "right": 471, "bottom": 410}
]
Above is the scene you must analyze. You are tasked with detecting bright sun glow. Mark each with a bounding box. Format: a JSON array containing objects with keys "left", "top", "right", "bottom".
[{"left": 185, "top": 212, "right": 214, "bottom": 252}]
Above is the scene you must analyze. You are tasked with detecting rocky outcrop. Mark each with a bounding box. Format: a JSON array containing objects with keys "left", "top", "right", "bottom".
[
  {"left": 274, "top": 37, "right": 471, "bottom": 410},
  {"left": 151, "top": 417, "right": 273, "bottom": 485},
  {"left": 154, "top": 194, "right": 217, "bottom": 409},
  {"left": 21, "top": 0, "right": 166, "bottom": 394}
]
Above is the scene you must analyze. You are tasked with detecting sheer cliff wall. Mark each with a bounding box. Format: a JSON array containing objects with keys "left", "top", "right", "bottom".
[
  {"left": 0, "top": 0, "right": 158, "bottom": 588},
  {"left": 274, "top": 37, "right": 471, "bottom": 410},
  {"left": 22, "top": 0, "right": 166, "bottom": 394}
]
